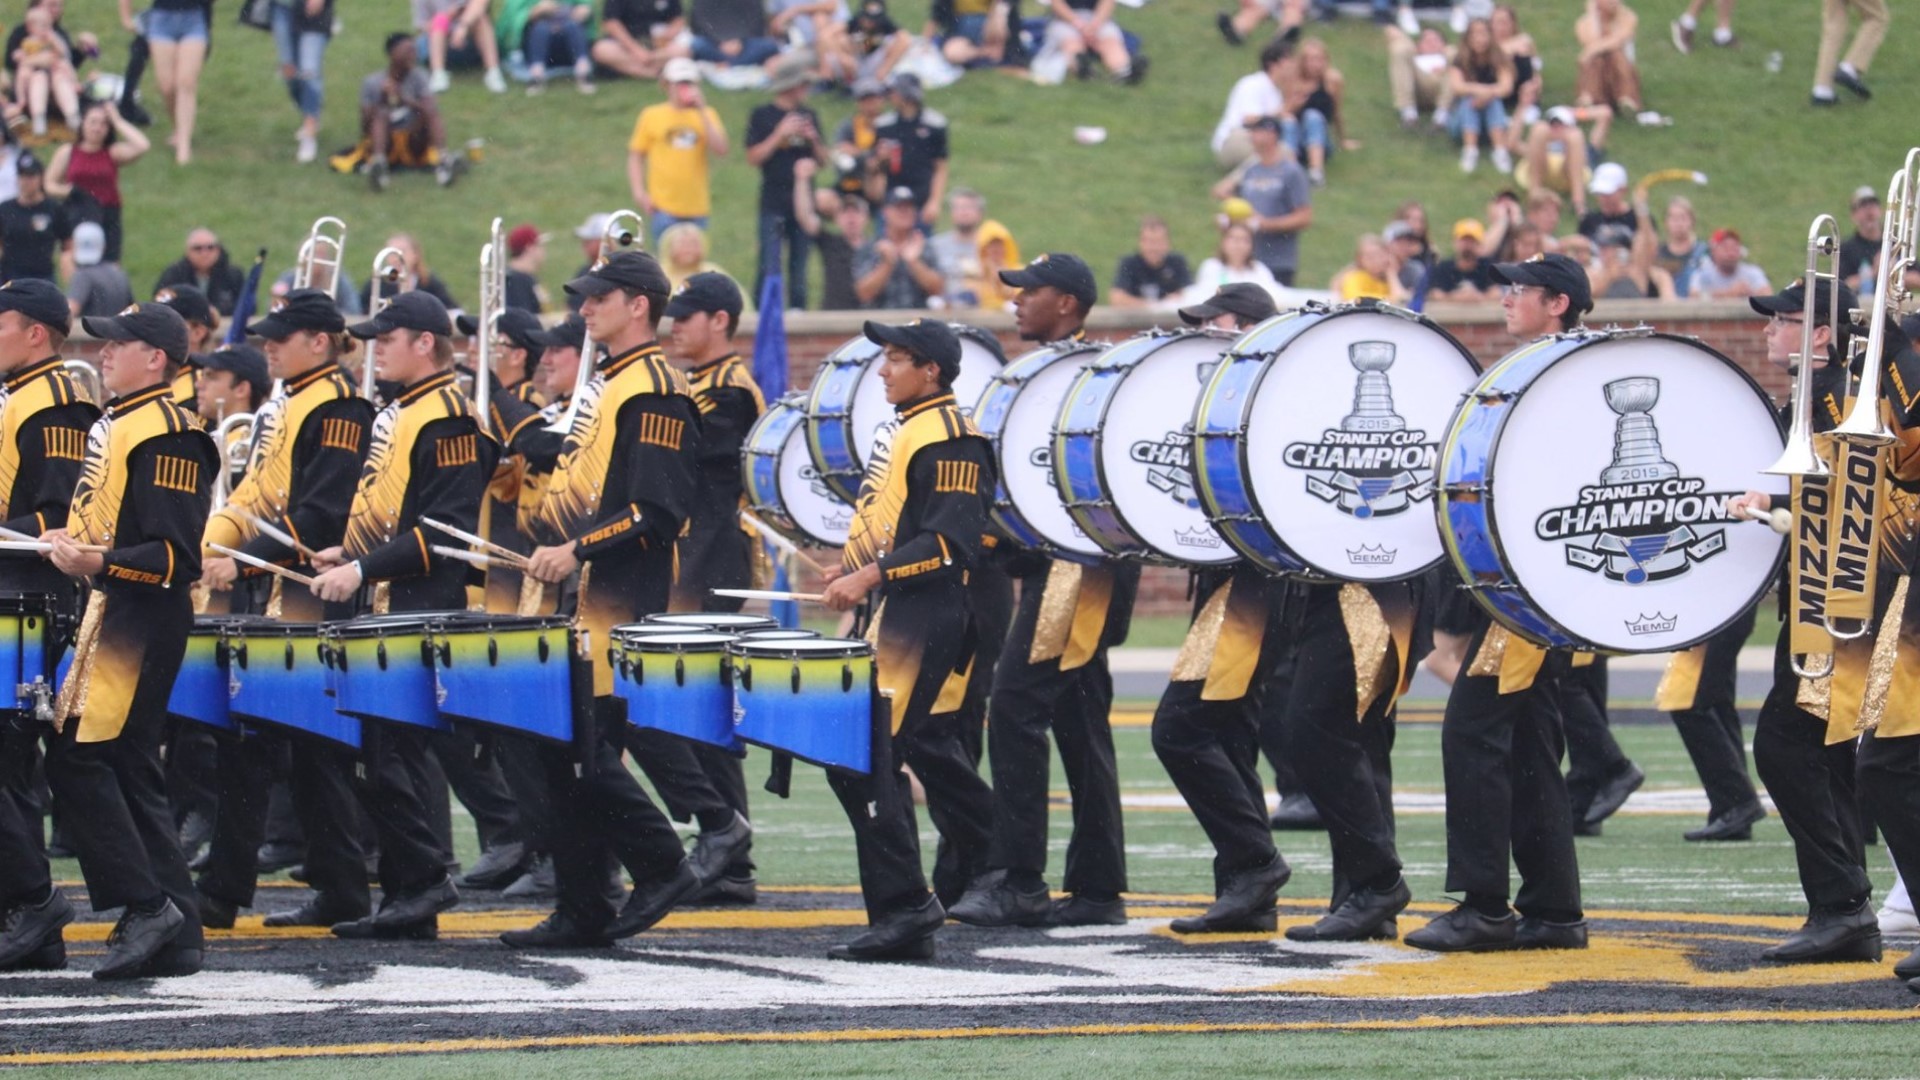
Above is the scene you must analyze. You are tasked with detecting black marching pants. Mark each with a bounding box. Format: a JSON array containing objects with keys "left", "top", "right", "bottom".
[
  {"left": 1562, "top": 657, "right": 1631, "bottom": 822},
  {"left": 355, "top": 722, "right": 454, "bottom": 897},
  {"left": 0, "top": 728, "right": 50, "bottom": 905},
  {"left": 1667, "top": 605, "right": 1761, "bottom": 819},
  {"left": 199, "top": 728, "right": 369, "bottom": 913},
  {"left": 1753, "top": 635, "right": 1869, "bottom": 910},
  {"left": 1857, "top": 727, "right": 1920, "bottom": 904}
]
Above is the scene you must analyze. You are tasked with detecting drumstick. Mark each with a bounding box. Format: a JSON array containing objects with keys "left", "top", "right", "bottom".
[
  {"left": 712, "top": 587, "right": 827, "bottom": 604},
  {"left": 239, "top": 511, "right": 321, "bottom": 560},
  {"left": 739, "top": 510, "right": 829, "bottom": 576},
  {"left": 0, "top": 539, "right": 109, "bottom": 554},
  {"left": 431, "top": 544, "right": 531, "bottom": 570},
  {"left": 1734, "top": 504, "right": 1792, "bottom": 534},
  {"left": 209, "top": 543, "right": 318, "bottom": 587},
  {"left": 421, "top": 516, "right": 523, "bottom": 561}
]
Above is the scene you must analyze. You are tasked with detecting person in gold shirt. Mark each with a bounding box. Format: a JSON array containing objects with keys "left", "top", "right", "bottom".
[{"left": 627, "top": 58, "right": 729, "bottom": 240}]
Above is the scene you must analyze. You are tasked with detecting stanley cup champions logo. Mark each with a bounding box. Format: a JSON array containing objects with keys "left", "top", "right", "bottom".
[
  {"left": 1282, "top": 341, "right": 1438, "bottom": 519},
  {"left": 1533, "top": 377, "right": 1738, "bottom": 585}
]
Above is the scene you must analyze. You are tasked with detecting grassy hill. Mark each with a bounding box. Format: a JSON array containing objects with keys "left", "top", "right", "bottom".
[{"left": 47, "top": 0, "right": 1919, "bottom": 307}]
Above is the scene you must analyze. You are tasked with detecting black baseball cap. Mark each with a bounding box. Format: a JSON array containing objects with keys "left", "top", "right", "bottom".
[
  {"left": 14, "top": 151, "right": 41, "bottom": 176},
  {"left": 1179, "top": 282, "right": 1277, "bottom": 327},
  {"left": 0, "top": 278, "right": 72, "bottom": 336},
  {"left": 347, "top": 290, "right": 454, "bottom": 339},
  {"left": 454, "top": 308, "right": 547, "bottom": 353},
  {"left": 154, "top": 283, "right": 217, "bottom": 329},
  {"left": 864, "top": 318, "right": 962, "bottom": 381},
  {"left": 204, "top": 344, "right": 271, "bottom": 401},
  {"left": 529, "top": 313, "right": 588, "bottom": 350},
  {"left": 998, "top": 252, "right": 1097, "bottom": 312},
  {"left": 247, "top": 287, "right": 345, "bottom": 339},
  {"left": 665, "top": 271, "right": 744, "bottom": 322},
  {"left": 1750, "top": 276, "right": 1859, "bottom": 326},
  {"left": 1244, "top": 115, "right": 1283, "bottom": 135},
  {"left": 564, "top": 251, "right": 672, "bottom": 299},
  {"left": 1489, "top": 253, "right": 1593, "bottom": 317},
  {"left": 83, "top": 302, "right": 191, "bottom": 365}
]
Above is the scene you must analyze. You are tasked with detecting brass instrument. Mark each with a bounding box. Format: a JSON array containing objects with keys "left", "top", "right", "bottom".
[
  {"left": 1834, "top": 148, "right": 1920, "bottom": 446},
  {"left": 475, "top": 217, "right": 504, "bottom": 428},
  {"left": 1765, "top": 215, "right": 1842, "bottom": 480},
  {"left": 294, "top": 215, "right": 348, "bottom": 297},
  {"left": 364, "top": 246, "right": 410, "bottom": 401},
  {"left": 63, "top": 359, "right": 103, "bottom": 405},
  {"left": 211, "top": 411, "right": 255, "bottom": 511},
  {"left": 543, "top": 209, "right": 646, "bottom": 435}
]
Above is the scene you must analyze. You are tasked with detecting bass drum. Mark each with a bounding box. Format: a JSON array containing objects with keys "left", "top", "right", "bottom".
[
  {"left": 806, "top": 325, "right": 1006, "bottom": 502},
  {"left": 1437, "top": 330, "right": 1787, "bottom": 653},
  {"left": 1055, "top": 330, "right": 1239, "bottom": 565},
  {"left": 969, "top": 340, "right": 1108, "bottom": 560},
  {"left": 741, "top": 393, "right": 851, "bottom": 547},
  {"left": 1195, "top": 302, "right": 1480, "bottom": 579}
]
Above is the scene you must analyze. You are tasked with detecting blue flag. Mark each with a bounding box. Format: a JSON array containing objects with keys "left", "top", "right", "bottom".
[
  {"left": 224, "top": 249, "right": 268, "bottom": 347},
  {"left": 753, "top": 273, "right": 799, "bottom": 628}
]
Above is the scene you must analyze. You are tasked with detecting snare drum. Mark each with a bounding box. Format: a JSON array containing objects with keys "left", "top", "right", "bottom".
[
  {"left": 1195, "top": 303, "right": 1480, "bottom": 579},
  {"left": 325, "top": 613, "right": 446, "bottom": 730},
  {"left": 646, "top": 612, "right": 778, "bottom": 633},
  {"left": 742, "top": 393, "right": 853, "bottom": 547},
  {"left": 734, "top": 628, "right": 819, "bottom": 641},
  {"left": 431, "top": 614, "right": 575, "bottom": 743},
  {"left": 169, "top": 616, "right": 236, "bottom": 732},
  {"left": 1437, "top": 330, "right": 1786, "bottom": 652},
  {"left": 970, "top": 341, "right": 1109, "bottom": 559},
  {"left": 807, "top": 326, "right": 1005, "bottom": 502},
  {"left": 616, "top": 631, "right": 738, "bottom": 749},
  {"left": 730, "top": 637, "right": 874, "bottom": 774},
  {"left": 225, "top": 617, "right": 359, "bottom": 749},
  {"left": 1054, "top": 330, "right": 1239, "bottom": 565}
]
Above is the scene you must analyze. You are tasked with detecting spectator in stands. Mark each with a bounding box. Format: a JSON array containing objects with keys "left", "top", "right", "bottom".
[
  {"left": 153, "top": 226, "right": 245, "bottom": 314},
  {"left": 1179, "top": 220, "right": 1279, "bottom": 303},
  {"left": 690, "top": 0, "right": 782, "bottom": 75},
  {"left": 1507, "top": 223, "right": 1548, "bottom": 262},
  {"left": 831, "top": 77, "right": 888, "bottom": 208},
  {"left": 357, "top": 31, "right": 458, "bottom": 191},
  {"left": 1392, "top": 199, "right": 1434, "bottom": 266},
  {"left": 1212, "top": 36, "right": 1288, "bottom": 168},
  {"left": 1515, "top": 106, "right": 1596, "bottom": 217},
  {"left": 123, "top": 0, "right": 211, "bottom": 164},
  {"left": 1384, "top": 24, "right": 1451, "bottom": 132},
  {"left": 415, "top": 0, "right": 508, "bottom": 94},
  {"left": 1574, "top": 0, "right": 1642, "bottom": 115},
  {"left": 1687, "top": 227, "right": 1769, "bottom": 299},
  {"left": 930, "top": 187, "right": 988, "bottom": 305},
  {"left": 1277, "top": 37, "right": 1353, "bottom": 188},
  {"left": 504, "top": 222, "right": 548, "bottom": 312},
  {"left": 362, "top": 231, "right": 461, "bottom": 312},
  {"left": 1109, "top": 216, "right": 1193, "bottom": 308},
  {"left": 1215, "top": 0, "right": 1304, "bottom": 47},
  {"left": 1210, "top": 116, "right": 1311, "bottom": 287},
  {"left": 869, "top": 73, "right": 948, "bottom": 228},
  {"left": 65, "top": 221, "right": 132, "bottom": 318},
  {"left": 272, "top": 0, "right": 336, "bottom": 164},
  {"left": 746, "top": 53, "right": 825, "bottom": 308},
  {"left": 1383, "top": 220, "right": 1426, "bottom": 293},
  {"left": 1590, "top": 221, "right": 1673, "bottom": 300},
  {"left": 1578, "top": 161, "right": 1636, "bottom": 239},
  {"left": 768, "top": 0, "right": 854, "bottom": 84},
  {"left": 1524, "top": 188, "right": 1563, "bottom": 242},
  {"left": 592, "top": 0, "right": 691, "bottom": 80},
  {"left": 847, "top": 0, "right": 911, "bottom": 82},
  {"left": 1559, "top": 231, "right": 1596, "bottom": 279},
  {"left": 43, "top": 100, "right": 147, "bottom": 265},
  {"left": 659, "top": 222, "right": 745, "bottom": 302},
  {"left": 1332, "top": 233, "right": 1408, "bottom": 304},
  {"left": 1428, "top": 218, "right": 1497, "bottom": 301},
  {"left": 1492, "top": 4, "right": 1540, "bottom": 126},
  {"left": 1839, "top": 184, "right": 1883, "bottom": 293},
  {"left": 1639, "top": 191, "right": 1705, "bottom": 297},
  {"left": 1669, "top": 0, "right": 1734, "bottom": 52},
  {"left": 627, "top": 57, "right": 728, "bottom": 238},
  {"left": 1810, "top": 0, "right": 1886, "bottom": 107},
  {"left": 506, "top": 0, "right": 597, "bottom": 94},
  {"left": 9, "top": 1, "right": 83, "bottom": 138},
  {"left": 793, "top": 157, "right": 868, "bottom": 310},
  {"left": 1448, "top": 17, "right": 1513, "bottom": 174},
  {"left": 1480, "top": 188, "right": 1523, "bottom": 260},
  {"left": 967, "top": 220, "right": 1021, "bottom": 310},
  {"left": 1043, "top": 0, "right": 1146, "bottom": 85},
  {"left": 565, "top": 211, "right": 607, "bottom": 312},
  {"left": 855, "top": 186, "right": 946, "bottom": 309},
  {"left": 930, "top": 0, "right": 1013, "bottom": 68}
]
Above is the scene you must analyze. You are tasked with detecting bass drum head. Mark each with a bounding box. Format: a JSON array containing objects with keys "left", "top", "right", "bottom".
[
  {"left": 992, "top": 347, "right": 1106, "bottom": 557},
  {"left": 1481, "top": 334, "right": 1785, "bottom": 652},
  {"left": 1242, "top": 308, "right": 1478, "bottom": 580},
  {"left": 1089, "top": 333, "right": 1237, "bottom": 564},
  {"left": 848, "top": 327, "right": 1006, "bottom": 474},
  {"left": 774, "top": 404, "right": 851, "bottom": 545}
]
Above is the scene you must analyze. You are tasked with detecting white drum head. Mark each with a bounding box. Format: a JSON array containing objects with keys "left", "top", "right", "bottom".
[
  {"left": 995, "top": 350, "right": 1105, "bottom": 557},
  {"left": 1094, "top": 334, "right": 1236, "bottom": 564},
  {"left": 849, "top": 334, "right": 1004, "bottom": 473},
  {"left": 779, "top": 413, "right": 851, "bottom": 545},
  {"left": 1490, "top": 336, "right": 1785, "bottom": 651},
  {"left": 1243, "top": 310, "right": 1478, "bottom": 580}
]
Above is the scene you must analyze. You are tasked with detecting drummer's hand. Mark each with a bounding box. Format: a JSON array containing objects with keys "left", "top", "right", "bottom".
[
  {"left": 47, "top": 534, "right": 103, "bottom": 577},
  {"left": 818, "top": 561, "right": 846, "bottom": 584},
  {"left": 1728, "top": 490, "right": 1772, "bottom": 518},
  {"left": 821, "top": 562, "right": 880, "bottom": 611},
  {"left": 310, "top": 545, "right": 347, "bottom": 572},
  {"left": 200, "top": 556, "right": 238, "bottom": 592},
  {"left": 526, "top": 542, "right": 579, "bottom": 584},
  {"left": 310, "top": 562, "right": 363, "bottom": 603}
]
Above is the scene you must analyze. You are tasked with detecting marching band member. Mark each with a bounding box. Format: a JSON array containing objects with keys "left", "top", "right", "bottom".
[
  {"left": 1406, "top": 253, "right": 1591, "bottom": 953},
  {"left": 1657, "top": 606, "right": 1768, "bottom": 841},
  {"left": 502, "top": 251, "right": 738, "bottom": 949},
  {"left": 42, "top": 301, "right": 217, "bottom": 979},
  {"left": 819, "top": 317, "right": 997, "bottom": 960},
  {"left": 192, "top": 289, "right": 376, "bottom": 931},
  {"left": 951, "top": 253, "right": 1137, "bottom": 927},
  {"left": 455, "top": 307, "right": 550, "bottom": 616},
  {"left": 0, "top": 281, "right": 101, "bottom": 973},
  {"left": 307, "top": 289, "right": 495, "bottom": 940},
  {"left": 155, "top": 284, "right": 220, "bottom": 416}
]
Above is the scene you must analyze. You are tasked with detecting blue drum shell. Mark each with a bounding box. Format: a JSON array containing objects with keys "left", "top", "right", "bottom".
[
  {"left": 619, "top": 634, "right": 739, "bottom": 750},
  {"left": 730, "top": 641, "right": 873, "bottom": 774},
  {"left": 229, "top": 624, "right": 359, "bottom": 749},
  {"left": 434, "top": 616, "right": 575, "bottom": 743},
  {"left": 168, "top": 621, "right": 233, "bottom": 732},
  {"left": 1054, "top": 364, "right": 1143, "bottom": 558},
  {"left": 1193, "top": 346, "right": 1307, "bottom": 575},
  {"left": 328, "top": 618, "right": 445, "bottom": 731}
]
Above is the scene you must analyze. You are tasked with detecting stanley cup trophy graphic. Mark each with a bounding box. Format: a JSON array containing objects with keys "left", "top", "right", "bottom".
[
  {"left": 1599, "top": 376, "right": 1679, "bottom": 483},
  {"left": 1568, "top": 375, "right": 1706, "bottom": 585},
  {"left": 1341, "top": 341, "right": 1406, "bottom": 433}
]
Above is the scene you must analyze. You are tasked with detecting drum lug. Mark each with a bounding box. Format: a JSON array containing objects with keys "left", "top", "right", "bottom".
[
  {"left": 675, "top": 655, "right": 687, "bottom": 687},
  {"left": 841, "top": 663, "right": 853, "bottom": 692},
  {"left": 487, "top": 637, "right": 499, "bottom": 667},
  {"left": 1441, "top": 482, "right": 1485, "bottom": 500},
  {"left": 284, "top": 640, "right": 295, "bottom": 672},
  {"left": 790, "top": 663, "right": 801, "bottom": 694},
  {"left": 438, "top": 640, "right": 453, "bottom": 667},
  {"left": 418, "top": 639, "right": 434, "bottom": 669},
  {"left": 17, "top": 678, "right": 52, "bottom": 723},
  {"left": 1472, "top": 387, "right": 1520, "bottom": 403},
  {"left": 234, "top": 641, "right": 249, "bottom": 670},
  {"left": 1057, "top": 426, "right": 1101, "bottom": 437},
  {"left": 739, "top": 663, "right": 751, "bottom": 691},
  {"left": 538, "top": 635, "right": 550, "bottom": 664}
]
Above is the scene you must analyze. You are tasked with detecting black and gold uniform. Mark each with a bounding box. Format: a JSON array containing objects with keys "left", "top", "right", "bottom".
[
  {"left": 155, "top": 284, "right": 220, "bottom": 424},
  {"left": 192, "top": 289, "right": 375, "bottom": 929},
  {"left": 46, "top": 302, "right": 217, "bottom": 979},
  {"left": 0, "top": 281, "right": 99, "bottom": 974},
  {"left": 823, "top": 318, "right": 995, "bottom": 961},
  {"left": 456, "top": 307, "right": 548, "bottom": 617}
]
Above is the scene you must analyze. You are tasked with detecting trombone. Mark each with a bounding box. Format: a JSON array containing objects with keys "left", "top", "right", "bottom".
[
  {"left": 294, "top": 215, "right": 348, "bottom": 297},
  {"left": 211, "top": 411, "right": 255, "bottom": 511},
  {"left": 474, "top": 217, "right": 504, "bottom": 429},
  {"left": 1833, "top": 148, "right": 1920, "bottom": 446},
  {"left": 1765, "top": 214, "right": 1842, "bottom": 479},
  {"left": 363, "top": 246, "right": 410, "bottom": 402},
  {"left": 543, "top": 209, "right": 646, "bottom": 435}
]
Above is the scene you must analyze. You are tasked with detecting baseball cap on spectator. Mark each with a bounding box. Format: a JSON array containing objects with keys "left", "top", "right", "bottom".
[
  {"left": 574, "top": 212, "right": 612, "bottom": 241},
  {"left": 1710, "top": 227, "right": 1742, "bottom": 246},
  {"left": 1178, "top": 282, "right": 1277, "bottom": 327},
  {"left": 15, "top": 151, "right": 41, "bottom": 176},
  {"left": 665, "top": 272, "right": 745, "bottom": 324},
  {"left": 1594, "top": 223, "right": 1635, "bottom": 249},
  {"left": 347, "top": 290, "right": 454, "bottom": 339},
  {"left": 507, "top": 224, "right": 546, "bottom": 258},
  {"left": 1490, "top": 253, "right": 1594, "bottom": 317},
  {"left": 154, "top": 284, "right": 218, "bottom": 331},
  {"left": 883, "top": 186, "right": 918, "bottom": 207},
  {"left": 1383, "top": 221, "right": 1417, "bottom": 243},
  {"left": 662, "top": 57, "right": 700, "bottom": 84},
  {"left": 529, "top": 313, "right": 587, "bottom": 350},
  {"left": 1545, "top": 105, "right": 1578, "bottom": 127},
  {"left": 1589, "top": 162, "right": 1629, "bottom": 196},
  {"left": 1851, "top": 185, "right": 1880, "bottom": 210},
  {"left": 767, "top": 51, "right": 815, "bottom": 94},
  {"left": 84, "top": 302, "right": 191, "bottom": 365},
  {"left": 998, "top": 253, "right": 1098, "bottom": 311},
  {"left": 891, "top": 72, "right": 923, "bottom": 102},
  {"left": 852, "top": 76, "right": 885, "bottom": 99},
  {"left": 1244, "top": 115, "right": 1283, "bottom": 135},
  {"left": 863, "top": 318, "right": 961, "bottom": 383},
  {"left": 0, "top": 279, "right": 71, "bottom": 336},
  {"left": 1453, "top": 219, "right": 1486, "bottom": 243},
  {"left": 73, "top": 221, "right": 106, "bottom": 268},
  {"left": 248, "top": 288, "right": 347, "bottom": 338},
  {"left": 564, "top": 250, "right": 672, "bottom": 299},
  {"left": 204, "top": 344, "right": 271, "bottom": 402}
]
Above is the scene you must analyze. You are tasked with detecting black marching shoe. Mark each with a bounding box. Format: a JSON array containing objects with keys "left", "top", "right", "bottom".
[
  {"left": 197, "top": 890, "right": 239, "bottom": 931},
  {"left": 332, "top": 914, "right": 440, "bottom": 941},
  {"left": 500, "top": 911, "right": 616, "bottom": 949},
  {"left": 1170, "top": 854, "right": 1291, "bottom": 934},
  {"left": 1404, "top": 903, "right": 1518, "bottom": 953},
  {"left": 0, "top": 890, "right": 74, "bottom": 969},
  {"left": 1684, "top": 801, "right": 1767, "bottom": 842},
  {"left": 829, "top": 896, "right": 945, "bottom": 961},
  {"left": 688, "top": 872, "right": 758, "bottom": 906},
  {"left": 1047, "top": 894, "right": 1128, "bottom": 927},
  {"left": 503, "top": 855, "right": 557, "bottom": 900},
  {"left": 1285, "top": 879, "right": 1411, "bottom": 942},
  {"left": 1760, "top": 904, "right": 1881, "bottom": 963},
  {"left": 0, "top": 938, "right": 65, "bottom": 971},
  {"left": 264, "top": 895, "right": 368, "bottom": 928},
  {"left": 256, "top": 842, "right": 306, "bottom": 874},
  {"left": 333, "top": 876, "right": 458, "bottom": 940},
  {"left": 1895, "top": 947, "right": 1920, "bottom": 981},
  {"left": 607, "top": 861, "right": 699, "bottom": 938},
  {"left": 459, "top": 841, "right": 531, "bottom": 890},
  {"left": 95, "top": 900, "right": 186, "bottom": 980},
  {"left": 135, "top": 944, "right": 204, "bottom": 978},
  {"left": 1515, "top": 916, "right": 1589, "bottom": 950},
  {"left": 177, "top": 810, "right": 214, "bottom": 860},
  {"left": 1584, "top": 763, "right": 1645, "bottom": 826},
  {"left": 686, "top": 813, "right": 753, "bottom": 886},
  {"left": 1269, "top": 795, "right": 1323, "bottom": 831},
  {"left": 948, "top": 871, "right": 1052, "bottom": 928}
]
